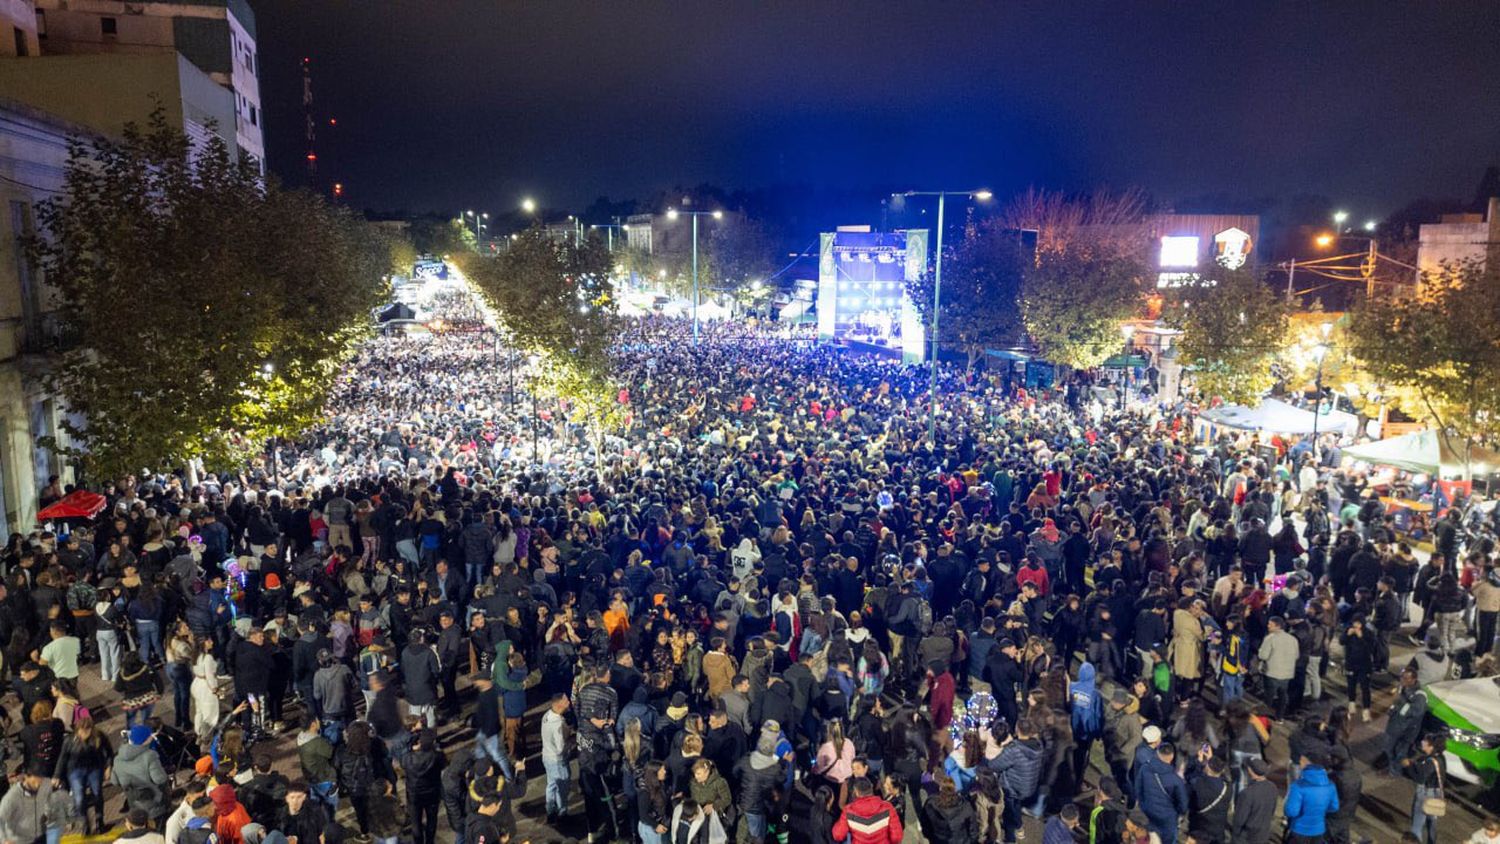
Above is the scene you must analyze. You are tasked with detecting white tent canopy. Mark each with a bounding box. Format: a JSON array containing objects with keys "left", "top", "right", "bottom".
[{"left": 1198, "top": 398, "right": 1359, "bottom": 437}]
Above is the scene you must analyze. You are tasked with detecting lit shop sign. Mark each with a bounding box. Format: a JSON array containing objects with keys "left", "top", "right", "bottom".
[
  {"left": 1214, "top": 227, "right": 1252, "bottom": 269},
  {"left": 1159, "top": 236, "right": 1200, "bottom": 268}
]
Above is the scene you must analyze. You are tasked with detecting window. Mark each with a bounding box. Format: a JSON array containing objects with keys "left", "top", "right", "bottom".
[
  {"left": 100, "top": 16, "right": 117, "bottom": 36},
  {"left": 34, "top": 8, "right": 44, "bottom": 38},
  {"left": 250, "top": 106, "right": 258, "bottom": 126},
  {"left": 12, "top": 26, "right": 26, "bottom": 56}
]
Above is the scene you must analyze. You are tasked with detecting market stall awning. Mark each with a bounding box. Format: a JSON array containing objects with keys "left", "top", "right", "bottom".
[
  {"left": 1101, "top": 354, "right": 1147, "bottom": 368},
  {"left": 1197, "top": 398, "right": 1359, "bottom": 437},
  {"left": 36, "top": 489, "right": 107, "bottom": 521},
  {"left": 1342, "top": 429, "right": 1500, "bottom": 478},
  {"left": 985, "top": 349, "right": 1031, "bottom": 362}
]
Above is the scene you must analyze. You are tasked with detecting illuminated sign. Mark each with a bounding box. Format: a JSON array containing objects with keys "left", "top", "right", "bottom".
[
  {"left": 1214, "top": 227, "right": 1252, "bottom": 269},
  {"left": 1159, "top": 236, "right": 1200, "bottom": 268}
]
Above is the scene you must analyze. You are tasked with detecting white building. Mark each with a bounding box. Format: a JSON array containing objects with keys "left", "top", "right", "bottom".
[
  {"left": 29, "top": 0, "right": 263, "bottom": 171},
  {"left": 0, "top": 97, "right": 78, "bottom": 535},
  {"left": 1, "top": 0, "right": 40, "bottom": 56}
]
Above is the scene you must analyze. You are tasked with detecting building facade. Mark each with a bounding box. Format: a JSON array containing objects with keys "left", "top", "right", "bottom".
[
  {"left": 1417, "top": 197, "right": 1500, "bottom": 278},
  {"left": 0, "top": 98, "right": 77, "bottom": 535},
  {"left": 30, "top": 0, "right": 262, "bottom": 170},
  {"left": 1, "top": 0, "right": 39, "bottom": 56}
]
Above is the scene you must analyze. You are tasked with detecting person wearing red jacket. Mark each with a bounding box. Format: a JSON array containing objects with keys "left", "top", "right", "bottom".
[
  {"left": 1016, "top": 555, "right": 1050, "bottom": 598},
  {"left": 832, "top": 778, "right": 903, "bottom": 844}
]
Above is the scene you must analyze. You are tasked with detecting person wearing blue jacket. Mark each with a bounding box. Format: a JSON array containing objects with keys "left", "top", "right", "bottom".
[
  {"left": 1283, "top": 751, "right": 1339, "bottom": 843},
  {"left": 1132, "top": 743, "right": 1188, "bottom": 844},
  {"left": 1069, "top": 662, "right": 1104, "bottom": 780}
]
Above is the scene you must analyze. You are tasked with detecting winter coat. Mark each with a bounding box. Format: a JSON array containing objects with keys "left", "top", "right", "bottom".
[
  {"left": 689, "top": 771, "right": 733, "bottom": 819},
  {"left": 1068, "top": 662, "right": 1103, "bottom": 740},
  {"left": 733, "top": 752, "right": 785, "bottom": 815},
  {"left": 296, "top": 731, "right": 336, "bottom": 784},
  {"left": 1133, "top": 755, "right": 1188, "bottom": 823},
  {"left": 1169, "top": 609, "right": 1205, "bottom": 679},
  {"left": 0, "top": 780, "right": 71, "bottom": 843},
  {"left": 112, "top": 742, "right": 170, "bottom": 817},
  {"left": 1283, "top": 765, "right": 1339, "bottom": 836},
  {"left": 920, "top": 793, "right": 977, "bottom": 844},
  {"left": 832, "top": 794, "right": 904, "bottom": 844},
  {"left": 1103, "top": 698, "right": 1143, "bottom": 765},
  {"left": 401, "top": 644, "right": 442, "bottom": 706},
  {"left": 1256, "top": 629, "right": 1299, "bottom": 680},
  {"left": 1186, "top": 773, "right": 1231, "bottom": 841},
  {"left": 1229, "top": 779, "right": 1278, "bottom": 844},
  {"left": 988, "top": 737, "right": 1043, "bottom": 799}
]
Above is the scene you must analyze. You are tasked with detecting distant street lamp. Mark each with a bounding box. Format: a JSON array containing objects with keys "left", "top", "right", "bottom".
[
  {"left": 464, "top": 210, "right": 488, "bottom": 244},
  {"left": 893, "top": 189, "right": 993, "bottom": 446},
  {"left": 665, "top": 207, "right": 724, "bottom": 345},
  {"left": 1333, "top": 210, "right": 1349, "bottom": 233},
  {"left": 521, "top": 197, "right": 537, "bottom": 215}
]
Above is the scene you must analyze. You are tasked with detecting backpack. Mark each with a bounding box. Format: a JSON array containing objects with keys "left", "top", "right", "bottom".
[
  {"left": 915, "top": 600, "right": 934, "bottom": 636},
  {"left": 1152, "top": 660, "right": 1172, "bottom": 695}
]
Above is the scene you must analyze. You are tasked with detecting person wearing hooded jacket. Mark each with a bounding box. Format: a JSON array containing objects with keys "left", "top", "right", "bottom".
[
  {"left": 113, "top": 726, "right": 170, "bottom": 823},
  {"left": 733, "top": 732, "right": 786, "bottom": 844},
  {"left": 1283, "top": 752, "right": 1339, "bottom": 843},
  {"left": 0, "top": 773, "right": 70, "bottom": 844}
]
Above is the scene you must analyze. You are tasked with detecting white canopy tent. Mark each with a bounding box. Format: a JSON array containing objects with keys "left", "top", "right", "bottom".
[{"left": 1196, "top": 398, "right": 1359, "bottom": 438}]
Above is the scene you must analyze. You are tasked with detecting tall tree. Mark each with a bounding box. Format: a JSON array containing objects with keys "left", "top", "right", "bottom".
[
  {"left": 1164, "top": 268, "right": 1292, "bottom": 405},
  {"left": 1347, "top": 258, "right": 1500, "bottom": 478},
  {"left": 28, "top": 112, "right": 387, "bottom": 480},
  {"left": 999, "top": 188, "right": 1152, "bottom": 369},
  {"left": 461, "top": 228, "right": 623, "bottom": 478},
  {"left": 904, "top": 221, "right": 1026, "bottom": 369}
]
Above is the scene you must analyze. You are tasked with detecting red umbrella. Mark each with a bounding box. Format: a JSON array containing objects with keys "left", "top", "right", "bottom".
[{"left": 36, "top": 489, "right": 107, "bottom": 521}]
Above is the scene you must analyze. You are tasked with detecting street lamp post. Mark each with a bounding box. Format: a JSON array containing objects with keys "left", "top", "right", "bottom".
[
  {"left": 894, "top": 189, "right": 993, "bottom": 447},
  {"left": 1309, "top": 321, "right": 1333, "bottom": 464},
  {"left": 590, "top": 221, "right": 624, "bottom": 252},
  {"left": 1119, "top": 324, "right": 1136, "bottom": 410},
  {"left": 666, "top": 207, "right": 724, "bottom": 345}
]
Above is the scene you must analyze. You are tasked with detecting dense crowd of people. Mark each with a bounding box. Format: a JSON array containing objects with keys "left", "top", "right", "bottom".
[{"left": 3, "top": 278, "right": 1499, "bottom": 844}]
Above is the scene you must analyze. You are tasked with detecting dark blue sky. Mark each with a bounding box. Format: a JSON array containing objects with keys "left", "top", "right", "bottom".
[{"left": 254, "top": 1, "right": 1500, "bottom": 219}]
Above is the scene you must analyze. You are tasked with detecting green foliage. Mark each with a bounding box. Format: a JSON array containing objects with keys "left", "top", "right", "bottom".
[
  {"left": 408, "top": 216, "right": 473, "bottom": 256},
  {"left": 1347, "top": 259, "right": 1500, "bottom": 474},
  {"left": 905, "top": 222, "right": 1026, "bottom": 367},
  {"left": 383, "top": 228, "right": 419, "bottom": 276},
  {"left": 1164, "top": 268, "right": 1293, "bottom": 405},
  {"left": 1021, "top": 249, "right": 1146, "bottom": 370},
  {"left": 461, "top": 227, "right": 624, "bottom": 477},
  {"left": 27, "top": 111, "right": 388, "bottom": 480}
]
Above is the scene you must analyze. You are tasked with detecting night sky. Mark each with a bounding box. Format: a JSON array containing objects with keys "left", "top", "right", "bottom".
[{"left": 253, "top": 1, "right": 1500, "bottom": 219}]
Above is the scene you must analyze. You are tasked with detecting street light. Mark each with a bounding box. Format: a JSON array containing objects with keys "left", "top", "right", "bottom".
[
  {"left": 1119, "top": 324, "right": 1136, "bottom": 410},
  {"left": 894, "top": 189, "right": 993, "bottom": 446},
  {"left": 520, "top": 197, "right": 536, "bottom": 215},
  {"left": 665, "top": 206, "right": 724, "bottom": 345},
  {"left": 1333, "top": 210, "right": 1349, "bottom": 232},
  {"left": 1310, "top": 340, "right": 1330, "bottom": 463},
  {"left": 1364, "top": 220, "right": 1378, "bottom": 232}
]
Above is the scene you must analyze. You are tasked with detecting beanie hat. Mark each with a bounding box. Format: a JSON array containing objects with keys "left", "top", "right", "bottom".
[
  {"left": 210, "top": 784, "right": 238, "bottom": 812},
  {"left": 129, "top": 725, "right": 153, "bottom": 746},
  {"left": 264, "top": 573, "right": 282, "bottom": 590}
]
